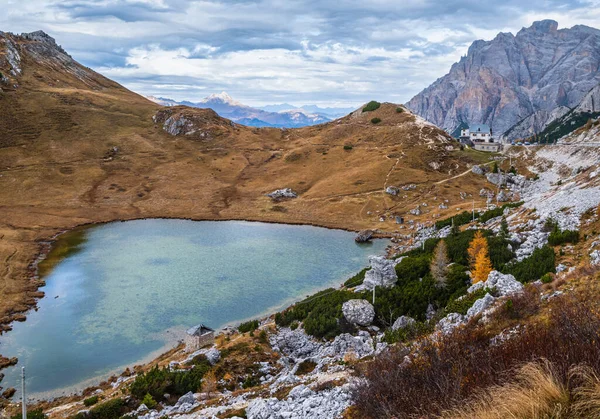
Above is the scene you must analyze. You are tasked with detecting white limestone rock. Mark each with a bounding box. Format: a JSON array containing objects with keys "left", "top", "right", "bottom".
[
  {"left": 392, "top": 315, "right": 416, "bottom": 331},
  {"left": 361, "top": 256, "right": 398, "bottom": 290},
  {"left": 385, "top": 186, "right": 400, "bottom": 196},
  {"left": 342, "top": 299, "right": 375, "bottom": 326},
  {"left": 466, "top": 293, "right": 496, "bottom": 318},
  {"left": 436, "top": 312, "right": 465, "bottom": 334},
  {"left": 267, "top": 188, "right": 298, "bottom": 199},
  {"left": 468, "top": 271, "right": 523, "bottom": 297}
]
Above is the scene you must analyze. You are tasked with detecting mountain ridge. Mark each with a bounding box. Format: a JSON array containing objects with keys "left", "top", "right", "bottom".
[
  {"left": 146, "top": 93, "right": 333, "bottom": 128},
  {"left": 406, "top": 20, "right": 600, "bottom": 140}
]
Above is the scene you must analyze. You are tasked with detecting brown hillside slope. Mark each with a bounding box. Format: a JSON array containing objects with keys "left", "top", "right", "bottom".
[{"left": 0, "top": 31, "right": 494, "bottom": 333}]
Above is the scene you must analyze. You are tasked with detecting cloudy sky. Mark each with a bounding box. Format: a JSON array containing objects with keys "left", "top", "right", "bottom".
[{"left": 1, "top": 0, "right": 599, "bottom": 107}]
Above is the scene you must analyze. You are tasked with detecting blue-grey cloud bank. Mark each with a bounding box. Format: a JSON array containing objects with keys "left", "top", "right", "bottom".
[{"left": 1, "top": 0, "right": 599, "bottom": 107}]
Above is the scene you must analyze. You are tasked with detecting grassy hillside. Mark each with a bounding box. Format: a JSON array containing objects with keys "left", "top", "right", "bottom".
[{"left": 0, "top": 32, "right": 495, "bottom": 339}]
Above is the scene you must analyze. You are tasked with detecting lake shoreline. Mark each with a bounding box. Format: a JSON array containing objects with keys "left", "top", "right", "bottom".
[
  {"left": 0, "top": 218, "right": 392, "bottom": 398},
  {"left": 2, "top": 215, "right": 392, "bottom": 339}
]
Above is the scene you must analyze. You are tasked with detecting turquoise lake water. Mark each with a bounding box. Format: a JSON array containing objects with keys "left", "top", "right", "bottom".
[{"left": 0, "top": 219, "right": 388, "bottom": 397}]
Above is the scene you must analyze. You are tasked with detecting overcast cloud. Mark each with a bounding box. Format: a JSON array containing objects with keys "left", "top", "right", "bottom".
[{"left": 1, "top": 0, "right": 599, "bottom": 106}]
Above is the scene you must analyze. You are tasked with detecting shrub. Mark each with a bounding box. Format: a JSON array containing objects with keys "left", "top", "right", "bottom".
[
  {"left": 238, "top": 319, "right": 260, "bottom": 333},
  {"left": 383, "top": 320, "right": 433, "bottom": 344},
  {"left": 492, "top": 161, "right": 499, "bottom": 173},
  {"left": 141, "top": 393, "right": 157, "bottom": 409},
  {"left": 353, "top": 285, "right": 600, "bottom": 418},
  {"left": 83, "top": 395, "right": 99, "bottom": 407},
  {"left": 275, "top": 288, "right": 358, "bottom": 339},
  {"left": 362, "top": 101, "right": 381, "bottom": 112},
  {"left": 444, "top": 287, "right": 487, "bottom": 315},
  {"left": 344, "top": 267, "right": 369, "bottom": 288},
  {"left": 504, "top": 245, "right": 555, "bottom": 283},
  {"left": 295, "top": 360, "right": 317, "bottom": 375},
  {"left": 11, "top": 410, "right": 47, "bottom": 419},
  {"left": 548, "top": 228, "right": 579, "bottom": 246},
  {"left": 396, "top": 107, "right": 404, "bottom": 113},
  {"left": 87, "top": 399, "right": 125, "bottom": 419},
  {"left": 435, "top": 211, "right": 473, "bottom": 229},
  {"left": 343, "top": 144, "right": 353, "bottom": 150},
  {"left": 130, "top": 360, "right": 211, "bottom": 402},
  {"left": 371, "top": 117, "right": 382, "bottom": 124},
  {"left": 541, "top": 273, "right": 554, "bottom": 284}
]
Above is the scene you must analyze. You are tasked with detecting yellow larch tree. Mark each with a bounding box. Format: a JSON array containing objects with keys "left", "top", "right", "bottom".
[{"left": 468, "top": 231, "right": 493, "bottom": 283}]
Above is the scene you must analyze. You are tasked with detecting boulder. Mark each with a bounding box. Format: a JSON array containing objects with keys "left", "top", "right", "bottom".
[
  {"left": 392, "top": 315, "right": 416, "bottom": 331},
  {"left": 355, "top": 229, "right": 373, "bottom": 243},
  {"left": 409, "top": 206, "right": 422, "bottom": 216},
  {"left": 385, "top": 186, "right": 400, "bottom": 196},
  {"left": 362, "top": 256, "right": 398, "bottom": 290},
  {"left": 497, "top": 190, "right": 511, "bottom": 202},
  {"left": 270, "top": 328, "right": 320, "bottom": 359},
  {"left": 466, "top": 293, "right": 496, "bottom": 318},
  {"left": 267, "top": 188, "right": 297, "bottom": 199},
  {"left": 468, "top": 271, "right": 523, "bottom": 297},
  {"left": 472, "top": 165, "right": 486, "bottom": 175},
  {"left": 342, "top": 299, "right": 375, "bottom": 326},
  {"left": 591, "top": 250, "right": 600, "bottom": 266},
  {"left": 486, "top": 173, "right": 507, "bottom": 186},
  {"left": 205, "top": 347, "right": 221, "bottom": 365},
  {"left": 176, "top": 391, "right": 196, "bottom": 407},
  {"left": 325, "top": 331, "right": 375, "bottom": 359},
  {"left": 436, "top": 312, "right": 465, "bottom": 334},
  {"left": 480, "top": 188, "right": 494, "bottom": 197}
]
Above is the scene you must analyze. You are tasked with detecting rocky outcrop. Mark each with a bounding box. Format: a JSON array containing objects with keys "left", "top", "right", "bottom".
[
  {"left": 466, "top": 293, "right": 496, "bottom": 318},
  {"left": 267, "top": 188, "right": 298, "bottom": 199},
  {"left": 355, "top": 230, "right": 373, "bottom": 243},
  {"left": 246, "top": 383, "right": 352, "bottom": 419},
  {"left": 468, "top": 271, "right": 523, "bottom": 297},
  {"left": 342, "top": 299, "right": 375, "bottom": 326},
  {"left": 472, "top": 165, "right": 486, "bottom": 175},
  {"left": 385, "top": 186, "right": 400, "bottom": 196},
  {"left": 392, "top": 315, "right": 416, "bottom": 331},
  {"left": 406, "top": 20, "right": 600, "bottom": 139},
  {"left": 486, "top": 173, "right": 507, "bottom": 186},
  {"left": 153, "top": 107, "right": 234, "bottom": 139},
  {"left": 361, "top": 256, "right": 398, "bottom": 290}
]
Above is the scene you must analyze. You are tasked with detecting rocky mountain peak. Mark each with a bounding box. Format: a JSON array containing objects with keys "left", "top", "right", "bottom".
[
  {"left": 525, "top": 19, "right": 559, "bottom": 35},
  {"left": 406, "top": 20, "right": 600, "bottom": 140}
]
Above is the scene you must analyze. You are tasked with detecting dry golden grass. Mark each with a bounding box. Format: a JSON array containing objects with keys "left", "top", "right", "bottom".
[
  {"left": 0, "top": 35, "right": 495, "bottom": 335},
  {"left": 439, "top": 361, "right": 569, "bottom": 419}
]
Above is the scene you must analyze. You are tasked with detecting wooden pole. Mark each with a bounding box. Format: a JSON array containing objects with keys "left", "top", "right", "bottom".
[{"left": 21, "top": 367, "right": 26, "bottom": 419}]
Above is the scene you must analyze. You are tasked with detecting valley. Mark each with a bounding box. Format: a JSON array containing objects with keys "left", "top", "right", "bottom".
[{"left": 2, "top": 17, "right": 600, "bottom": 419}]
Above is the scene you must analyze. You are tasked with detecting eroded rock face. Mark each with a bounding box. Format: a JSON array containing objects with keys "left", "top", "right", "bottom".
[
  {"left": 342, "top": 299, "right": 375, "bottom": 326},
  {"left": 406, "top": 20, "right": 600, "bottom": 139},
  {"left": 362, "top": 256, "right": 398, "bottom": 290},
  {"left": 153, "top": 107, "right": 234, "bottom": 139}
]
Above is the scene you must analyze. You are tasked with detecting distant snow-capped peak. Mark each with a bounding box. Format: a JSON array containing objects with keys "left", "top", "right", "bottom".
[{"left": 200, "top": 91, "right": 245, "bottom": 107}]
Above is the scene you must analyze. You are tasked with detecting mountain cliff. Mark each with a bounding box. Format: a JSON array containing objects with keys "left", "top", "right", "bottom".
[
  {"left": 406, "top": 20, "right": 600, "bottom": 140},
  {"left": 534, "top": 83, "right": 600, "bottom": 143}
]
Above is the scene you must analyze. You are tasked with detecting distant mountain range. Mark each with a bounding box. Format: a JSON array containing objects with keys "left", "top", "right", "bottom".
[
  {"left": 406, "top": 20, "right": 600, "bottom": 141},
  {"left": 146, "top": 92, "right": 350, "bottom": 128}
]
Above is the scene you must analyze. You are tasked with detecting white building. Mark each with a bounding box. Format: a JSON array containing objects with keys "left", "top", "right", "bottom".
[{"left": 459, "top": 124, "right": 502, "bottom": 152}]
